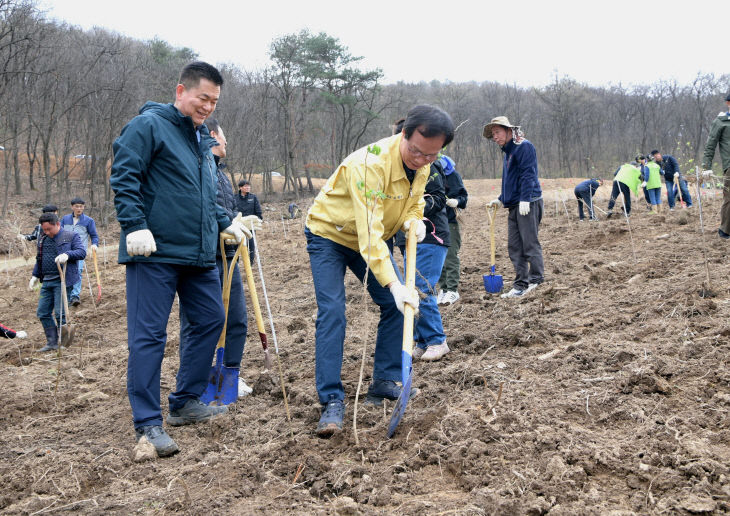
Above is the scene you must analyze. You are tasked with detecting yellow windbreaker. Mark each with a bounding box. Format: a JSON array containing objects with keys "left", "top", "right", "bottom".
[{"left": 306, "top": 133, "right": 429, "bottom": 287}]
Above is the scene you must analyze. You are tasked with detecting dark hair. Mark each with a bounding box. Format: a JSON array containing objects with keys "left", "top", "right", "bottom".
[
  {"left": 42, "top": 204, "right": 57, "bottom": 213},
  {"left": 393, "top": 118, "right": 406, "bottom": 135},
  {"left": 179, "top": 61, "right": 224, "bottom": 89},
  {"left": 39, "top": 213, "right": 59, "bottom": 225},
  {"left": 205, "top": 118, "right": 221, "bottom": 134},
  {"left": 70, "top": 197, "right": 85, "bottom": 205},
  {"left": 650, "top": 150, "right": 660, "bottom": 156},
  {"left": 238, "top": 180, "right": 250, "bottom": 187},
  {"left": 402, "top": 105, "right": 454, "bottom": 147}
]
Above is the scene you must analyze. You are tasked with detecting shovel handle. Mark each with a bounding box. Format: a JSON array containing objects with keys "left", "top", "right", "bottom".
[
  {"left": 402, "top": 223, "right": 417, "bottom": 368},
  {"left": 216, "top": 235, "right": 244, "bottom": 350},
  {"left": 486, "top": 204, "right": 497, "bottom": 267},
  {"left": 241, "top": 242, "right": 269, "bottom": 351},
  {"left": 92, "top": 247, "right": 102, "bottom": 302},
  {"left": 56, "top": 262, "right": 71, "bottom": 325}
]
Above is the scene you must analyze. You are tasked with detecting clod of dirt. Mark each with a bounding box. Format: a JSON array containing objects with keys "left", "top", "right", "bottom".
[
  {"left": 130, "top": 436, "right": 156, "bottom": 462},
  {"left": 655, "top": 233, "right": 670, "bottom": 240},
  {"left": 627, "top": 274, "right": 643, "bottom": 284},
  {"left": 679, "top": 493, "right": 716, "bottom": 513},
  {"left": 333, "top": 496, "right": 358, "bottom": 515},
  {"left": 252, "top": 370, "right": 278, "bottom": 396},
  {"left": 698, "top": 287, "right": 716, "bottom": 298},
  {"left": 370, "top": 487, "right": 392, "bottom": 507},
  {"left": 678, "top": 214, "right": 689, "bottom": 225}
]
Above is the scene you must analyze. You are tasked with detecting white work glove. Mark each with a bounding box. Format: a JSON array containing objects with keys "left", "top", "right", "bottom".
[
  {"left": 55, "top": 253, "right": 69, "bottom": 264},
  {"left": 17, "top": 233, "right": 26, "bottom": 241},
  {"left": 702, "top": 170, "right": 713, "bottom": 177},
  {"left": 222, "top": 216, "right": 251, "bottom": 245},
  {"left": 487, "top": 198, "right": 502, "bottom": 208},
  {"left": 446, "top": 198, "right": 458, "bottom": 208},
  {"left": 240, "top": 214, "right": 263, "bottom": 232},
  {"left": 15, "top": 331, "right": 27, "bottom": 339},
  {"left": 402, "top": 219, "right": 426, "bottom": 242},
  {"left": 389, "top": 282, "right": 420, "bottom": 315},
  {"left": 29, "top": 276, "right": 39, "bottom": 290},
  {"left": 640, "top": 181, "right": 647, "bottom": 188},
  {"left": 126, "top": 229, "right": 157, "bottom": 257},
  {"left": 91, "top": 244, "right": 98, "bottom": 252},
  {"left": 519, "top": 201, "right": 530, "bottom": 216}
]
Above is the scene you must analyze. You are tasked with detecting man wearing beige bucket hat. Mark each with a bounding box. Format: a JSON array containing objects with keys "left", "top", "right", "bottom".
[{"left": 484, "top": 116, "right": 544, "bottom": 298}]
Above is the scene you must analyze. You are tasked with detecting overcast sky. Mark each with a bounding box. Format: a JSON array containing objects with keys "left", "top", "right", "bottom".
[{"left": 40, "top": 0, "right": 725, "bottom": 89}]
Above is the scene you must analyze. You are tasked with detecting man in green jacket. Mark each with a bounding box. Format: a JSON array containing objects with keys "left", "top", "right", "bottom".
[{"left": 702, "top": 93, "right": 730, "bottom": 239}]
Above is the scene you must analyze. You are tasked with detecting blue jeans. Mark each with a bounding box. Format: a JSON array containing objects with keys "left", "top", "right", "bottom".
[
  {"left": 126, "top": 262, "right": 225, "bottom": 429},
  {"left": 405, "top": 244, "right": 447, "bottom": 349},
  {"left": 647, "top": 188, "right": 662, "bottom": 206},
  {"left": 305, "top": 228, "right": 402, "bottom": 404},
  {"left": 676, "top": 179, "right": 693, "bottom": 207},
  {"left": 575, "top": 190, "right": 595, "bottom": 220},
  {"left": 180, "top": 255, "right": 247, "bottom": 368},
  {"left": 37, "top": 279, "right": 73, "bottom": 329},
  {"left": 70, "top": 259, "right": 84, "bottom": 300}
]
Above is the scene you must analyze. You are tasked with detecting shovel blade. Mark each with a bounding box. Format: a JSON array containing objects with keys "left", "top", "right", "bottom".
[
  {"left": 60, "top": 324, "right": 75, "bottom": 347},
  {"left": 201, "top": 348, "right": 240, "bottom": 406},
  {"left": 387, "top": 371, "right": 413, "bottom": 438},
  {"left": 483, "top": 265, "right": 503, "bottom": 293}
]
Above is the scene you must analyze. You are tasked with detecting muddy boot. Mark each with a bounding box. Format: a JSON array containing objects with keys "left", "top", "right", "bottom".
[{"left": 39, "top": 326, "right": 58, "bottom": 352}]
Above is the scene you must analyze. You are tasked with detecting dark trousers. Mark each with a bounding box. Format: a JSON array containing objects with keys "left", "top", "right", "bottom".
[
  {"left": 305, "top": 228, "right": 402, "bottom": 405},
  {"left": 507, "top": 200, "right": 544, "bottom": 290},
  {"left": 438, "top": 222, "right": 462, "bottom": 291},
  {"left": 180, "top": 255, "right": 247, "bottom": 368},
  {"left": 36, "top": 280, "right": 73, "bottom": 329},
  {"left": 126, "top": 262, "right": 225, "bottom": 429},
  {"left": 722, "top": 169, "right": 730, "bottom": 235},
  {"left": 607, "top": 181, "right": 632, "bottom": 215},
  {"left": 575, "top": 190, "right": 596, "bottom": 220}
]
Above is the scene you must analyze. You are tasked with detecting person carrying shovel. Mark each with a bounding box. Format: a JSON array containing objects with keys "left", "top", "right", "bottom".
[
  {"left": 27, "top": 213, "right": 85, "bottom": 352},
  {"left": 484, "top": 116, "right": 545, "bottom": 299},
  {"left": 305, "top": 105, "right": 454, "bottom": 437}
]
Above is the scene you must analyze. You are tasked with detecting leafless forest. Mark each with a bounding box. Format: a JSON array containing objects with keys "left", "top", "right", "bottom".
[{"left": 1, "top": 0, "right": 729, "bottom": 221}]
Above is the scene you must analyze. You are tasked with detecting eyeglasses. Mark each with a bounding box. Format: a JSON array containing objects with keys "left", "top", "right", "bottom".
[{"left": 406, "top": 142, "right": 441, "bottom": 161}]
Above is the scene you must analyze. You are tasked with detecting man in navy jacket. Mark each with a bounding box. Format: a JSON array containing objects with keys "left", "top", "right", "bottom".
[
  {"left": 484, "top": 116, "right": 545, "bottom": 298},
  {"left": 574, "top": 178, "right": 603, "bottom": 220},
  {"left": 28, "top": 213, "right": 85, "bottom": 352},
  {"left": 110, "top": 61, "right": 249, "bottom": 457},
  {"left": 651, "top": 151, "right": 693, "bottom": 209}
]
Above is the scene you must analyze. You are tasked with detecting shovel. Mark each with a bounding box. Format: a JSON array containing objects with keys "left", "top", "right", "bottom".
[
  {"left": 56, "top": 262, "right": 75, "bottom": 347},
  {"left": 241, "top": 239, "right": 273, "bottom": 371},
  {"left": 483, "top": 204, "right": 503, "bottom": 293},
  {"left": 201, "top": 235, "right": 244, "bottom": 406},
  {"left": 387, "top": 222, "right": 418, "bottom": 438},
  {"left": 91, "top": 247, "right": 102, "bottom": 302}
]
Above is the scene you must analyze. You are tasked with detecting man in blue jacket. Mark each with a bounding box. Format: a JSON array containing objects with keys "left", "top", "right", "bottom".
[
  {"left": 574, "top": 178, "right": 603, "bottom": 220},
  {"left": 110, "top": 62, "right": 249, "bottom": 457},
  {"left": 61, "top": 197, "right": 99, "bottom": 306},
  {"left": 28, "top": 213, "right": 86, "bottom": 352},
  {"left": 650, "top": 150, "right": 693, "bottom": 209},
  {"left": 484, "top": 116, "right": 544, "bottom": 298}
]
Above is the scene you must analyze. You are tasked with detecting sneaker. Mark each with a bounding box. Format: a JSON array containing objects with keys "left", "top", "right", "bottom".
[
  {"left": 719, "top": 229, "right": 730, "bottom": 240},
  {"left": 441, "top": 291, "right": 460, "bottom": 305},
  {"left": 135, "top": 425, "right": 179, "bottom": 457},
  {"left": 365, "top": 379, "right": 419, "bottom": 407},
  {"left": 525, "top": 283, "right": 539, "bottom": 294},
  {"left": 167, "top": 398, "right": 228, "bottom": 426},
  {"left": 316, "top": 395, "right": 344, "bottom": 437},
  {"left": 501, "top": 287, "right": 525, "bottom": 299},
  {"left": 238, "top": 377, "right": 253, "bottom": 398},
  {"left": 421, "top": 342, "right": 450, "bottom": 361},
  {"left": 436, "top": 290, "right": 445, "bottom": 304},
  {"left": 412, "top": 347, "right": 426, "bottom": 360},
  {"left": 70, "top": 297, "right": 80, "bottom": 307},
  {"left": 669, "top": 208, "right": 675, "bottom": 212},
  {"left": 39, "top": 344, "right": 61, "bottom": 352}
]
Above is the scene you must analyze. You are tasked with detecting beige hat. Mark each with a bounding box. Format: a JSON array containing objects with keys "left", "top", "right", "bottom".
[{"left": 483, "top": 116, "right": 516, "bottom": 139}]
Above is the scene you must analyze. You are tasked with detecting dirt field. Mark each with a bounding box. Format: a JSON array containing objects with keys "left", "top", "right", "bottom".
[{"left": 1, "top": 177, "right": 729, "bottom": 515}]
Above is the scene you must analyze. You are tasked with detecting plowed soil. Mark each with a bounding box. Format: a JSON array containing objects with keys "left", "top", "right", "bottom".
[{"left": 1, "top": 178, "right": 729, "bottom": 515}]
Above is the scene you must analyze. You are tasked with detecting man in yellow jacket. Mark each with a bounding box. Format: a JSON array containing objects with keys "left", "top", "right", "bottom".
[{"left": 305, "top": 105, "right": 454, "bottom": 436}]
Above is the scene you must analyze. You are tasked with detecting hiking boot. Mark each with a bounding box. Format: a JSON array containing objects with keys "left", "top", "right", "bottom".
[
  {"left": 316, "top": 395, "right": 344, "bottom": 437},
  {"left": 365, "top": 379, "right": 419, "bottom": 407},
  {"left": 412, "top": 346, "right": 426, "bottom": 360},
  {"left": 39, "top": 326, "right": 59, "bottom": 352},
  {"left": 421, "top": 342, "right": 450, "bottom": 361},
  {"left": 238, "top": 377, "right": 253, "bottom": 398},
  {"left": 70, "top": 297, "right": 80, "bottom": 307},
  {"left": 441, "top": 291, "right": 460, "bottom": 305},
  {"left": 501, "top": 287, "right": 525, "bottom": 299},
  {"left": 135, "top": 425, "right": 179, "bottom": 457},
  {"left": 167, "top": 398, "right": 228, "bottom": 426},
  {"left": 719, "top": 229, "right": 730, "bottom": 240}
]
